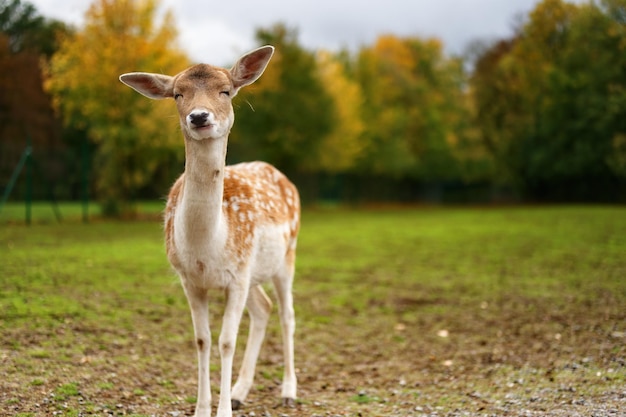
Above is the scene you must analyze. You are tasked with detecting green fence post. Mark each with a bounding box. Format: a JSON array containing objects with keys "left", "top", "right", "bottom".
[
  {"left": 0, "top": 147, "right": 31, "bottom": 214},
  {"left": 25, "top": 135, "right": 33, "bottom": 225}
]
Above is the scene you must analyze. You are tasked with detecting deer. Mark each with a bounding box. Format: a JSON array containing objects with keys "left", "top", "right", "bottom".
[{"left": 119, "top": 45, "right": 299, "bottom": 417}]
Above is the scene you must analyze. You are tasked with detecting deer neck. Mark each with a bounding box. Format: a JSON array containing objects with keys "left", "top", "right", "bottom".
[{"left": 179, "top": 135, "right": 228, "bottom": 245}]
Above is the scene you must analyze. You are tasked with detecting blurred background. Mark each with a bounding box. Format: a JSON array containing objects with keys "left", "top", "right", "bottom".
[
  {"left": 1, "top": 0, "right": 625, "bottom": 218},
  {"left": 1, "top": 3, "right": 625, "bottom": 414}
]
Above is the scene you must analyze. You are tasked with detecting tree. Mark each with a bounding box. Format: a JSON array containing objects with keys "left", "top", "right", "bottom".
[
  {"left": 353, "top": 35, "right": 468, "bottom": 182},
  {"left": 0, "top": 0, "right": 68, "bottom": 179},
  {"left": 228, "top": 24, "right": 335, "bottom": 175},
  {"left": 470, "top": 0, "right": 626, "bottom": 201},
  {"left": 314, "top": 50, "right": 365, "bottom": 173},
  {"left": 0, "top": 0, "right": 65, "bottom": 56},
  {"left": 469, "top": 38, "right": 519, "bottom": 185},
  {"left": 45, "top": 0, "right": 190, "bottom": 215},
  {"left": 526, "top": 0, "right": 626, "bottom": 200}
]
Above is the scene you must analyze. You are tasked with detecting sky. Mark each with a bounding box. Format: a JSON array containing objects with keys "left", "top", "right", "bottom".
[{"left": 27, "top": 0, "right": 547, "bottom": 66}]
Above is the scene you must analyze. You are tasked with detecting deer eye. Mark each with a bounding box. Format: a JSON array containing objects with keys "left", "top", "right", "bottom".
[
  {"left": 174, "top": 93, "right": 183, "bottom": 100},
  {"left": 220, "top": 90, "right": 230, "bottom": 97}
]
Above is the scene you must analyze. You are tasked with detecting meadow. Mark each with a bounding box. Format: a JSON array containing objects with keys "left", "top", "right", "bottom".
[{"left": 1, "top": 205, "right": 624, "bottom": 416}]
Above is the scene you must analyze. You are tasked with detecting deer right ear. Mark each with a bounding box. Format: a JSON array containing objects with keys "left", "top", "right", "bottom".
[
  {"left": 119, "top": 72, "right": 174, "bottom": 99},
  {"left": 230, "top": 45, "right": 274, "bottom": 93}
]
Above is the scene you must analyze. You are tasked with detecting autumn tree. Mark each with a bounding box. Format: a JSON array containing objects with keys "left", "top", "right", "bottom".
[
  {"left": 353, "top": 35, "right": 469, "bottom": 183},
  {"left": 533, "top": 0, "right": 626, "bottom": 200},
  {"left": 0, "top": 0, "right": 67, "bottom": 153},
  {"left": 229, "top": 24, "right": 335, "bottom": 175},
  {"left": 314, "top": 50, "right": 365, "bottom": 173},
  {"left": 46, "top": 0, "right": 189, "bottom": 215},
  {"left": 468, "top": 38, "right": 518, "bottom": 186},
  {"left": 470, "top": 0, "right": 626, "bottom": 201}
]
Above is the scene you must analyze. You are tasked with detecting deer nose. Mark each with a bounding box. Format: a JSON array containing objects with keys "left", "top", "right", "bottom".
[{"left": 189, "top": 111, "right": 210, "bottom": 127}]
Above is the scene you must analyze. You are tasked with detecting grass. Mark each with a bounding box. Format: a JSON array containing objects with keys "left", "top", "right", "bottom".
[
  {"left": 0, "top": 204, "right": 625, "bottom": 416},
  {"left": 0, "top": 200, "right": 164, "bottom": 224}
]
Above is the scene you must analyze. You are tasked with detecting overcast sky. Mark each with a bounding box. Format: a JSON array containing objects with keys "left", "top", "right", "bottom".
[{"left": 28, "top": 0, "right": 549, "bottom": 66}]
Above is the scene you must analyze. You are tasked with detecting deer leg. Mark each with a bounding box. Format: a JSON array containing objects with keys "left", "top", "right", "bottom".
[
  {"left": 231, "top": 285, "right": 273, "bottom": 409},
  {"left": 184, "top": 284, "right": 212, "bottom": 417},
  {"left": 216, "top": 282, "right": 249, "bottom": 417},
  {"left": 272, "top": 269, "right": 297, "bottom": 405}
]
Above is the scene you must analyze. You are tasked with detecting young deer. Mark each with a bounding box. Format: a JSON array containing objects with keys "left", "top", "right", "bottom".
[{"left": 119, "top": 46, "right": 299, "bottom": 417}]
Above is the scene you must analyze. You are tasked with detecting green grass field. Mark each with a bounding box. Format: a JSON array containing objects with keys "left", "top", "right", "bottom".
[
  {"left": 1, "top": 205, "right": 625, "bottom": 416},
  {"left": 0, "top": 200, "right": 164, "bottom": 224}
]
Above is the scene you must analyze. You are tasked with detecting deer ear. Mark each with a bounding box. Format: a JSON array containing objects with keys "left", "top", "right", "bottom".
[
  {"left": 230, "top": 45, "right": 274, "bottom": 93},
  {"left": 119, "top": 72, "right": 174, "bottom": 99}
]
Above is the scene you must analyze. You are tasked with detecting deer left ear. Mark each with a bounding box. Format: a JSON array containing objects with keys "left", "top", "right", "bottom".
[
  {"left": 119, "top": 72, "right": 175, "bottom": 100},
  {"left": 230, "top": 45, "right": 274, "bottom": 93}
]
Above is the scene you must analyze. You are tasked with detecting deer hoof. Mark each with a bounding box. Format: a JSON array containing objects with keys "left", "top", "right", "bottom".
[
  {"left": 282, "top": 397, "right": 296, "bottom": 408},
  {"left": 231, "top": 399, "right": 243, "bottom": 410}
]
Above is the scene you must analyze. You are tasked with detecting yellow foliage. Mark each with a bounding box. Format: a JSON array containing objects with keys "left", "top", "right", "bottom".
[
  {"left": 315, "top": 50, "right": 365, "bottom": 172},
  {"left": 47, "top": 0, "right": 189, "bottom": 144},
  {"left": 45, "top": 0, "right": 191, "bottom": 207},
  {"left": 352, "top": 34, "right": 476, "bottom": 179},
  {"left": 374, "top": 35, "right": 414, "bottom": 74}
]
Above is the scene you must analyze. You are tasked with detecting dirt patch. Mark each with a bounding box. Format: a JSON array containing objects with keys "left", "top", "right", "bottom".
[{"left": 1, "top": 292, "right": 624, "bottom": 416}]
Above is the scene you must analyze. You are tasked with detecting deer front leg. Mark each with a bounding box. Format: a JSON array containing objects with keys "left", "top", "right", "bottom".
[
  {"left": 216, "top": 282, "right": 249, "bottom": 417},
  {"left": 184, "top": 284, "right": 212, "bottom": 417}
]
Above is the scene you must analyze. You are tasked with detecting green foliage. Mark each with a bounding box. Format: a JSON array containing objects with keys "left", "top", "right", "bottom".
[
  {"left": 0, "top": 0, "right": 66, "bottom": 56},
  {"left": 470, "top": 0, "right": 626, "bottom": 200},
  {"left": 353, "top": 36, "right": 471, "bottom": 181},
  {"left": 230, "top": 24, "right": 335, "bottom": 174},
  {"left": 5, "top": 0, "right": 625, "bottom": 205},
  {"left": 45, "top": 0, "right": 190, "bottom": 216}
]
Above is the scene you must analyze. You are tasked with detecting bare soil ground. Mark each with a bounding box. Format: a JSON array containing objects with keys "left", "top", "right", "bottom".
[{"left": 2, "top": 290, "right": 624, "bottom": 416}]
